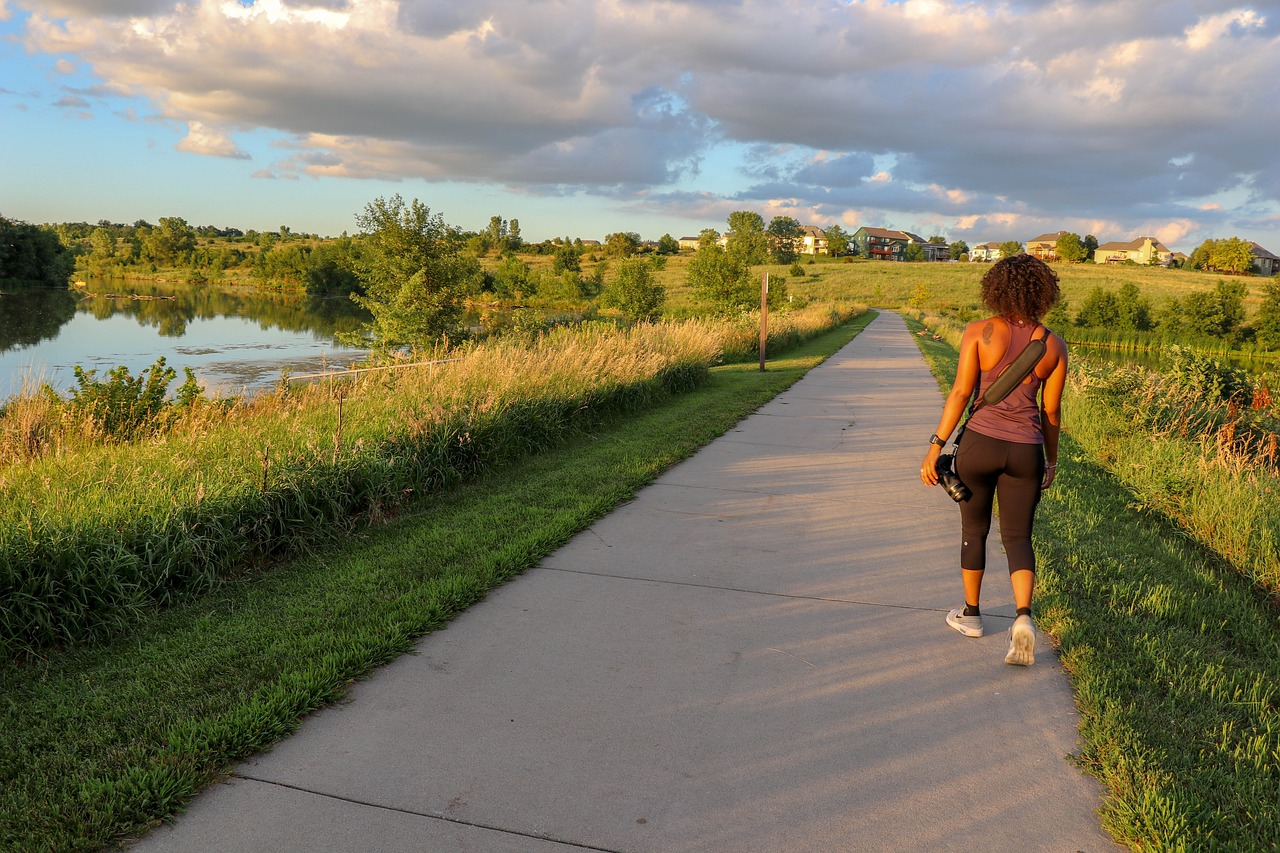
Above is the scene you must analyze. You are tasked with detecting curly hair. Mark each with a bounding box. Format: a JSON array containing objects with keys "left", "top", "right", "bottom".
[{"left": 979, "top": 254, "right": 1061, "bottom": 323}]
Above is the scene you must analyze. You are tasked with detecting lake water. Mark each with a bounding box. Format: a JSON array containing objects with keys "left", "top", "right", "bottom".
[{"left": 0, "top": 280, "right": 373, "bottom": 402}]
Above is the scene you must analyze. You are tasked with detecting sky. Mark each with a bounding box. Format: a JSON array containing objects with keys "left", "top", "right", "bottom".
[{"left": 2, "top": 0, "right": 1279, "bottom": 252}]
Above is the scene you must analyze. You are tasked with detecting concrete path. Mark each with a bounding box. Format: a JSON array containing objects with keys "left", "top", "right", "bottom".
[{"left": 129, "top": 312, "right": 1115, "bottom": 852}]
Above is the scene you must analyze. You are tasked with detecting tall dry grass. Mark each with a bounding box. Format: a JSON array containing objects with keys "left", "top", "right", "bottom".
[
  {"left": 1066, "top": 354, "right": 1280, "bottom": 598},
  {"left": 0, "top": 308, "right": 865, "bottom": 656},
  {"left": 0, "top": 321, "right": 723, "bottom": 655}
]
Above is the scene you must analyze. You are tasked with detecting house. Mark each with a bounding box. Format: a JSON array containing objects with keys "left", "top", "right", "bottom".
[
  {"left": 920, "top": 241, "right": 952, "bottom": 262},
  {"left": 799, "top": 225, "right": 829, "bottom": 256},
  {"left": 677, "top": 236, "right": 703, "bottom": 251},
  {"left": 1251, "top": 242, "right": 1279, "bottom": 276},
  {"left": 852, "top": 227, "right": 948, "bottom": 261},
  {"left": 1026, "top": 231, "right": 1069, "bottom": 262},
  {"left": 1093, "top": 237, "right": 1173, "bottom": 266},
  {"left": 853, "top": 227, "right": 909, "bottom": 260},
  {"left": 969, "top": 242, "right": 1002, "bottom": 262}
]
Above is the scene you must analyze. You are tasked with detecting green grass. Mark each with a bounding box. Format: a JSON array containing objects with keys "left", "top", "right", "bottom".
[
  {"left": 0, "top": 313, "right": 875, "bottom": 853},
  {"left": 906, "top": 314, "right": 1280, "bottom": 851}
]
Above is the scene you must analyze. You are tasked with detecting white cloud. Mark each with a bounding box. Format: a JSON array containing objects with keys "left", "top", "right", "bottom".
[
  {"left": 176, "top": 121, "right": 251, "bottom": 159},
  {"left": 11, "top": 0, "right": 1280, "bottom": 248}
]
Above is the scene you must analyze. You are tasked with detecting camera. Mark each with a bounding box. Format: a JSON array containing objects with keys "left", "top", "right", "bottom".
[{"left": 935, "top": 454, "right": 971, "bottom": 503}]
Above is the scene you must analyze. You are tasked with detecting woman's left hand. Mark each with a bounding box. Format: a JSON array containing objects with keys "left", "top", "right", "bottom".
[{"left": 1041, "top": 465, "right": 1057, "bottom": 490}]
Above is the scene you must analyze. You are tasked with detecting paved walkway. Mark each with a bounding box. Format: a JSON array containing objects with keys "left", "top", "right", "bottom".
[{"left": 130, "top": 312, "right": 1115, "bottom": 852}]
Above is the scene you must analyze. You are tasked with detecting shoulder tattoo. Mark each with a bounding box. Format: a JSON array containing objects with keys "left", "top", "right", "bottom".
[{"left": 982, "top": 321, "right": 994, "bottom": 344}]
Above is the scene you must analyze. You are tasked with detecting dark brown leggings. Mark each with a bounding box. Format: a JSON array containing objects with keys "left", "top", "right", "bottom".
[{"left": 955, "top": 430, "right": 1044, "bottom": 573}]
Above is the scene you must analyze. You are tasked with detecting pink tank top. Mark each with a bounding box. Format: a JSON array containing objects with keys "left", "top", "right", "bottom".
[{"left": 967, "top": 320, "right": 1045, "bottom": 445}]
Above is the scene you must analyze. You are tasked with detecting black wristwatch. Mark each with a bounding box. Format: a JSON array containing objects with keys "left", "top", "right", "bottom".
[{"left": 929, "top": 434, "right": 946, "bottom": 447}]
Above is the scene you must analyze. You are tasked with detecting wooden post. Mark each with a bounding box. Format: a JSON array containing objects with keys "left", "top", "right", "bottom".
[{"left": 759, "top": 272, "right": 769, "bottom": 372}]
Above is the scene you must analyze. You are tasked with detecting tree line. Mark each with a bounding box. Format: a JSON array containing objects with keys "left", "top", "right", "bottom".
[
  {"left": 1053, "top": 277, "right": 1280, "bottom": 350},
  {"left": 0, "top": 215, "right": 77, "bottom": 286}
]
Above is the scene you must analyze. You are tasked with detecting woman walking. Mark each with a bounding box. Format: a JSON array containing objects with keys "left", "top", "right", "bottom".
[{"left": 919, "top": 254, "right": 1068, "bottom": 666}]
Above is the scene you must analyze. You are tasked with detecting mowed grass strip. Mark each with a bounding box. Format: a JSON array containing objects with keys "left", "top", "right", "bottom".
[
  {"left": 0, "top": 313, "right": 874, "bottom": 853},
  {"left": 906, "top": 315, "right": 1280, "bottom": 851}
]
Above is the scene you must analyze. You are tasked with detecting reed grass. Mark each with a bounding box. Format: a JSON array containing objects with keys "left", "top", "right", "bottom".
[
  {"left": 0, "top": 321, "right": 721, "bottom": 656},
  {"left": 1065, "top": 355, "right": 1280, "bottom": 598},
  {"left": 0, "top": 308, "right": 864, "bottom": 658}
]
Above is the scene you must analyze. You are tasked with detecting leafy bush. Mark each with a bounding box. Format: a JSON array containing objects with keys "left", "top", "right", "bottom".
[{"left": 67, "top": 358, "right": 202, "bottom": 441}]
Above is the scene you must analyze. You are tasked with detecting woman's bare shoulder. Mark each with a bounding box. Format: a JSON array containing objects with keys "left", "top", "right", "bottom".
[{"left": 964, "top": 316, "right": 1004, "bottom": 340}]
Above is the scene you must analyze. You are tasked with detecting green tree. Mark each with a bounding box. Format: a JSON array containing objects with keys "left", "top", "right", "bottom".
[
  {"left": 348, "top": 195, "right": 476, "bottom": 350},
  {"left": 89, "top": 227, "right": 116, "bottom": 263},
  {"left": 492, "top": 255, "right": 531, "bottom": 298},
  {"left": 552, "top": 244, "right": 581, "bottom": 274},
  {"left": 825, "top": 225, "right": 850, "bottom": 257},
  {"left": 1115, "top": 282, "right": 1153, "bottom": 330},
  {"left": 1055, "top": 232, "right": 1087, "bottom": 263},
  {"left": 724, "top": 211, "right": 768, "bottom": 265},
  {"left": 949, "top": 240, "right": 969, "bottom": 260},
  {"left": 1156, "top": 297, "right": 1183, "bottom": 334},
  {"left": 1083, "top": 235, "right": 1098, "bottom": 261},
  {"left": 1255, "top": 279, "right": 1280, "bottom": 350},
  {"left": 486, "top": 216, "right": 508, "bottom": 251},
  {"left": 687, "top": 242, "right": 753, "bottom": 313},
  {"left": 604, "top": 231, "right": 641, "bottom": 259},
  {"left": 766, "top": 216, "right": 803, "bottom": 264},
  {"left": 927, "top": 235, "right": 947, "bottom": 245},
  {"left": 1183, "top": 279, "right": 1247, "bottom": 338},
  {"left": 1045, "top": 297, "right": 1071, "bottom": 329},
  {"left": 656, "top": 233, "right": 680, "bottom": 255},
  {"left": 903, "top": 243, "right": 925, "bottom": 262},
  {"left": 1188, "top": 239, "right": 1215, "bottom": 270},
  {"left": 998, "top": 240, "right": 1024, "bottom": 259},
  {"left": 145, "top": 217, "right": 196, "bottom": 266},
  {"left": 1209, "top": 237, "right": 1255, "bottom": 275},
  {"left": 0, "top": 216, "right": 76, "bottom": 286},
  {"left": 602, "top": 257, "right": 666, "bottom": 321},
  {"left": 1075, "top": 287, "right": 1120, "bottom": 327}
]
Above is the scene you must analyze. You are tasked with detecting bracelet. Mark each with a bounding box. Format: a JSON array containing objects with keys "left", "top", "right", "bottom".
[{"left": 1045, "top": 463, "right": 1058, "bottom": 469}]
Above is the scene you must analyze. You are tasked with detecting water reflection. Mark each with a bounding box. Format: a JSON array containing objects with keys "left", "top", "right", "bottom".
[
  {"left": 1, "top": 280, "right": 372, "bottom": 401},
  {"left": 0, "top": 288, "right": 78, "bottom": 351}
]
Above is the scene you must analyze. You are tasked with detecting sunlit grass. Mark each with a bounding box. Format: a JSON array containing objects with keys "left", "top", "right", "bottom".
[
  {"left": 0, "top": 307, "right": 864, "bottom": 657},
  {"left": 0, "top": 314, "right": 875, "bottom": 853}
]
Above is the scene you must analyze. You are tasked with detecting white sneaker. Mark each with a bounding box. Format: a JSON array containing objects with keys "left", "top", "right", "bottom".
[
  {"left": 946, "top": 608, "right": 984, "bottom": 638},
  {"left": 1004, "top": 614, "right": 1036, "bottom": 666}
]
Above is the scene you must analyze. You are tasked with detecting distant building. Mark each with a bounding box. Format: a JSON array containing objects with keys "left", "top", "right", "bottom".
[
  {"left": 1026, "top": 231, "right": 1070, "bottom": 262},
  {"left": 677, "top": 236, "right": 703, "bottom": 251},
  {"left": 1093, "top": 237, "right": 1172, "bottom": 266},
  {"left": 799, "top": 225, "right": 829, "bottom": 256},
  {"left": 852, "top": 227, "right": 949, "bottom": 261},
  {"left": 969, "top": 241, "right": 1003, "bottom": 262},
  {"left": 1250, "top": 242, "right": 1279, "bottom": 276}
]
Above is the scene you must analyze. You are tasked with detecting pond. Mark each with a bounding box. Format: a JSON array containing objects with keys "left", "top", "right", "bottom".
[{"left": 0, "top": 280, "right": 374, "bottom": 402}]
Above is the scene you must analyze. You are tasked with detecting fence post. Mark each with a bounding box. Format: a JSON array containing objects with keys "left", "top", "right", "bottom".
[{"left": 759, "top": 272, "right": 769, "bottom": 372}]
